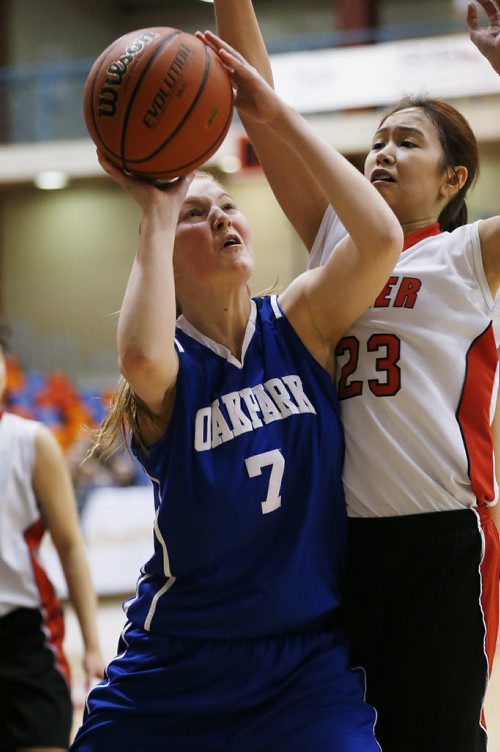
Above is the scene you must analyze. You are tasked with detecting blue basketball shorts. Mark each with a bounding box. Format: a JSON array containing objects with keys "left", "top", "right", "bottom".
[{"left": 71, "top": 621, "right": 380, "bottom": 752}]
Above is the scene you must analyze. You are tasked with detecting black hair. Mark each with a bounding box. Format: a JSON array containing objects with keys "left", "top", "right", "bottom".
[{"left": 380, "top": 96, "right": 479, "bottom": 232}]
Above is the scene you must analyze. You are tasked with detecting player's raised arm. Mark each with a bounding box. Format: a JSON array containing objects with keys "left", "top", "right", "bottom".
[
  {"left": 212, "top": 0, "right": 329, "bottom": 251},
  {"left": 97, "top": 153, "right": 192, "bottom": 441},
  {"left": 202, "top": 33, "right": 402, "bottom": 350},
  {"left": 467, "top": 1, "right": 500, "bottom": 295}
]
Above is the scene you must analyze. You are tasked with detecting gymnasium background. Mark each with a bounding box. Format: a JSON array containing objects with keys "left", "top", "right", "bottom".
[{"left": 0, "top": 0, "right": 498, "bottom": 745}]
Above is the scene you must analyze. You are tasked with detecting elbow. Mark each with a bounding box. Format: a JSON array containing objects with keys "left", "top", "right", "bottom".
[
  {"left": 118, "top": 347, "right": 158, "bottom": 384},
  {"left": 373, "top": 223, "right": 404, "bottom": 261}
]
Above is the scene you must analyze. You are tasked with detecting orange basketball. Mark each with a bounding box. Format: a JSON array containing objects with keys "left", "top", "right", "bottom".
[{"left": 83, "top": 27, "right": 234, "bottom": 181}]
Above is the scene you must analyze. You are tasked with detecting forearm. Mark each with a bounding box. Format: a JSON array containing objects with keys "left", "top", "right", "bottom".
[
  {"left": 214, "top": 0, "right": 273, "bottom": 84},
  {"left": 58, "top": 541, "right": 101, "bottom": 654},
  {"left": 211, "top": 11, "right": 328, "bottom": 249},
  {"left": 117, "top": 207, "right": 178, "bottom": 375},
  {"left": 269, "top": 103, "right": 401, "bottom": 254}
]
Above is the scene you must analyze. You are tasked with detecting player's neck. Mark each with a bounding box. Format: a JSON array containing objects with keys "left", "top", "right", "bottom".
[{"left": 181, "top": 289, "right": 252, "bottom": 359}]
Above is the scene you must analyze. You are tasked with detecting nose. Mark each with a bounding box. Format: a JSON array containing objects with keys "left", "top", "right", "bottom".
[
  {"left": 376, "top": 147, "right": 395, "bottom": 165},
  {"left": 210, "top": 206, "right": 231, "bottom": 229}
]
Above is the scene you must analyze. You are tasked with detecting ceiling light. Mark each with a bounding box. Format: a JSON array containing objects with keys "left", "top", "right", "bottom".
[
  {"left": 218, "top": 155, "right": 241, "bottom": 174},
  {"left": 34, "top": 171, "right": 69, "bottom": 190}
]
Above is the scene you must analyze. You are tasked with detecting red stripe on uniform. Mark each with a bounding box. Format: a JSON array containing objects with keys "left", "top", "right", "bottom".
[
  {"left": 24, "top": 519, "right": 71, "bottom": 684},
  {"left": 477, "top": 507, "right": 500, "bottom": 673},
  {"left": 456, "top": 324, "right": 498, "bottom": 505},
  {"left": 476, "top": 507, "right": 500, "bottom": 730}
]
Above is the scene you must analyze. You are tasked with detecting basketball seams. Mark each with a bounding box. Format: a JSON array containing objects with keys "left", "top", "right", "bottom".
[
  {"left": 84, "top": 26, "right": 234, "bottom": 180},
  {"left": 88, "top": 29, "right": 181, "bottom": 164},
  {"left": 123, "top": 44, "right": 213, "bottom": 169},
  {"left": 131, "top": 103, "right": 234, "bottom": 180},
  {"left": 120, "top": 30, "right": 183, "bottom": 171}
]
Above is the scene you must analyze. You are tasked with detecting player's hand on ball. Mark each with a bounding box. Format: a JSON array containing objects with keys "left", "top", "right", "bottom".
[
  {"left": 96, "top": 149, "right": 193, "bottom": 213},
  {"left": 197, "top": 31, "right": 285, "bottom": 126}
]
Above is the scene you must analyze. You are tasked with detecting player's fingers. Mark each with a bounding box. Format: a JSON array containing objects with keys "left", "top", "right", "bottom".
[
  {"left": 467, "top": 3, "right": 480, "bottom": 30},
  {"left": 195, "top": 30, "right": 218, "bottom": 54},
  {"left": 96, "top": 149, "right": 122, "bottom": 178},
  {"left": 202, "top": 30, "right": 248, "bottom": 66},
  {"left": 475, "top": 0, "right": 500, "bottom": 24},
  {"left": 195, "top": 32, "right": 239, "bottom": 76}
]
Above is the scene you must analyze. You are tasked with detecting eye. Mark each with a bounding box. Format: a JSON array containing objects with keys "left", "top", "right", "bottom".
[
  {"left": 371, "top": 141, "right": 385, "bottom": 151},
  {"left": 401, "top": 139, "right": 417, "bottom": 148},
  {"left": 183, "top": 208, "right": 203, "bottom": 219},
  {"left": 222, "top": 202, "right": 237, "bottom": 212}
]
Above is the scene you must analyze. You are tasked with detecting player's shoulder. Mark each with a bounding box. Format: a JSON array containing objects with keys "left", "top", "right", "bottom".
[{"left": 2, "top": 411, "right": 40, "bottom": 436}]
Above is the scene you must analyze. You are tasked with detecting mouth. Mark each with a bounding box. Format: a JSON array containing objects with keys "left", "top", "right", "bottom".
[
  {"left": 371, "top": 169, "right": 396, "bottom": 184},
  {"left": 222, "top": 235, "right": 242, "bottom": 249}
]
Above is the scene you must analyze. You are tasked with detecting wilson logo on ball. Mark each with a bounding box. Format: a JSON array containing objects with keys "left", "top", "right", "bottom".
[
  {"left": 83, "top": 26, "right": 234, "bottom": 181},
  {"left": 98, "top": 31, "right": 159, "bottom": 118}
]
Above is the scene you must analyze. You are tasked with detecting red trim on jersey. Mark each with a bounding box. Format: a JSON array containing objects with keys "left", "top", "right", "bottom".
[
  {"left": 476, "top": 507, "right": 500, "bottom": 729},
  {"left": 456, "top": 324, "right": 498, "bottom": 505},
  {"left": 403, "top": 223, "right": 441, "bottom": 251},
  {"left": 477, "top": 507, "right": 500, "bottom": 675},
  {"left": 24, "top": 519, "right": 71, "bottom": 684}
]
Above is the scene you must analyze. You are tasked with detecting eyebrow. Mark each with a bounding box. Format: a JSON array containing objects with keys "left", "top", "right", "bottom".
[
  {"left": 374, "top": 125, "right": 425, "bottom": 138},
  {"left": 183, "top": 192, "right": 233, "bottom": 207}
]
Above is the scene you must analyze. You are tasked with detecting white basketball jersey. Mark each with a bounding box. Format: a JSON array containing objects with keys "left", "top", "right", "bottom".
[
  {"left": 0, "top": 413, "right": 53, "bottom": 616},
  {"left": 310, "top": 207, "right": 499, "bottom": 517}
]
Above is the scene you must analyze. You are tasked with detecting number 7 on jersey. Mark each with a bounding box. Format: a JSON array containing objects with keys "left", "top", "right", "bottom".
[{"left": 245, "top": 449, "right": 285, "bottom": 514}]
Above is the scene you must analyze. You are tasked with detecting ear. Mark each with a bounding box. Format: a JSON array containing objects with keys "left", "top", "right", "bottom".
[{"left": 439, "top": 165, "right": 468, "bottom": 199}]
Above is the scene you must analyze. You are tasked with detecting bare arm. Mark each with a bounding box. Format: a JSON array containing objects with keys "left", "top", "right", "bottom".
[
  {"left": 468, "top": 2, "right": 500, "bottom": 296},
  {"left": 32, "top": 426, "right": 104, "bottom": 688},
  {"left": 98, "top": 155, "right": 193, "bottom": 442},
  {"left": 213, "top": 0, "right": 329, "bottom": 250},
  {"left": 203, "top": 35, "right": 403, "bottom": 365},
  {"left": 478, "top": 217, "right": 500, "bottom": 296}
]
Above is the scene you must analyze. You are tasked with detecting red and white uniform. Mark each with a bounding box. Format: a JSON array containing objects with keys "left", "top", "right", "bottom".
[
  {"left": 311, "top": 206, "right": 499, "bottom": 518},
  {"left": 311, "top": 207, "right": 500, "bottom": 751},
  {"left": 0, "top": 412, "right": 69, "bottom": 679}
]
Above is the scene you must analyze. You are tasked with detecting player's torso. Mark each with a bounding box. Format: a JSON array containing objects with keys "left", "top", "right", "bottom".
[
  {"left": 127, "top": 296, "right": 348, "bottom": 638},
  {"left": 0, "top": 414, "right": 49, "bottom": 616},
  {"left": 335, "top": 223, "right": 498, "bottom": 517}
]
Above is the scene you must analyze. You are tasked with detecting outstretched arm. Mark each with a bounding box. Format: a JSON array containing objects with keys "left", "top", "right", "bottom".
[
  {"left": 97, "top": 154, "right": 193, "bottom": 442},
  {"left": 467, "top": 1, "right": 500, "bottom": 295},
  {"left": 213, "top": 0, "right": 329, "bottom": 251},
  {"left": 201, "top": 34, "right": 402, "bottom": 360},
  {"left": 33, "top": 426, "right": 104, "bottom": 689}
]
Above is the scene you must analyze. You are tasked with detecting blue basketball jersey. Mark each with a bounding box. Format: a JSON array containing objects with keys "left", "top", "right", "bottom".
[{"left": 126, "top": 295, "right": 347, "bottom": 639}]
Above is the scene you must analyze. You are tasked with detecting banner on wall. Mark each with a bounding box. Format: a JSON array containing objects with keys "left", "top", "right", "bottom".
[
  {"left": 40, "top": 486, "right": 155, "bottom": 598},
  {"left": 271, "top": 34, "right": 500, "bottom": 113}
]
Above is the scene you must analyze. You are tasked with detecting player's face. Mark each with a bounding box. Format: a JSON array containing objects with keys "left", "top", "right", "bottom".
[
  {"left": 364, "top": 108, "right": 451, "bottom": 227},
  {"left": 174, "top": 179, "right": 254, "bottom": 284}
]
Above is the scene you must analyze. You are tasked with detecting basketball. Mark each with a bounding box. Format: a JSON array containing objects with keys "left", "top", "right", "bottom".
[{"left": 83, "top": 27, "right": 234, "bottom": 182}]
